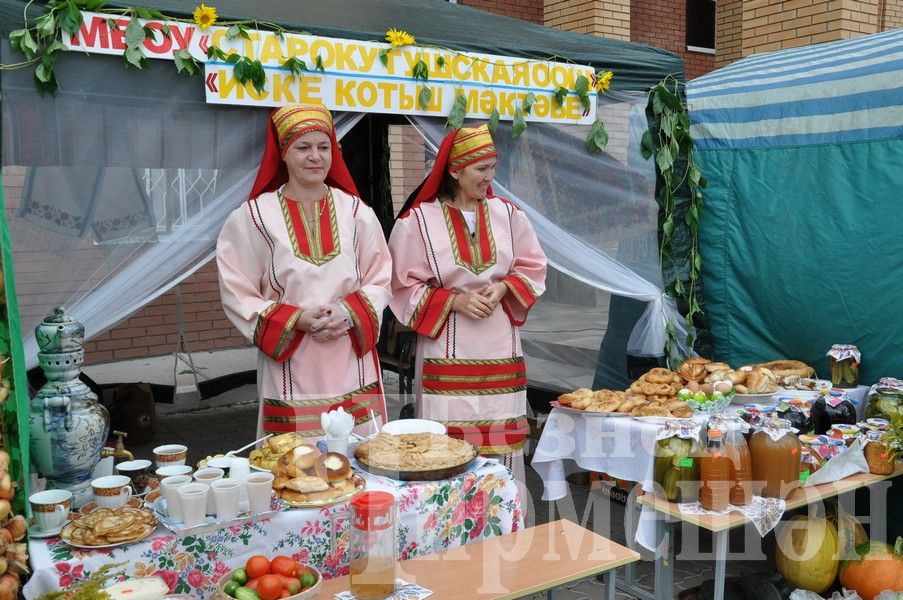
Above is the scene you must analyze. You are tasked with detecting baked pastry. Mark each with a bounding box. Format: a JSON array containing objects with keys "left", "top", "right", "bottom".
[
  {"left": 677, "top": 358, "right": 710, "bottom": 382},
  {"left": 705, "top": 362, "right": 731, "bottom": 373},
  {"left": 756, "top": 359, "right": 815, "bottom": 380},
  {"left": 355, "top": 432, "right": 477, "bottom": 471},
  {"left": 284, "top": 475, "right": 330, "bottom": 493},
  {"left": 276, "top": 444, "right": 318, "bottom": 475},
  {"left": 635, "top": 404, "right": 670, "bottom": 417},
  {"left": 740, "top": 366, "right": 778, "bottom": 394},
  {"left": 645, "top": 368, "right": 677, "bottom": 384},
  {"left": 316, "top": 452, "right": 352, "bottom": 483},
  {"left": 558, "top": 388, "right": 593, "bottom": 406}
]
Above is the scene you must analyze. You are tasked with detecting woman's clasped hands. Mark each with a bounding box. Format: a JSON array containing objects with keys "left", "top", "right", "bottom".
[
  {"left": 452, "top": 282, "right": 508, "bottom": 320},
  {"left": 294, "top": 304, "right": 353, "bottom": 340}
]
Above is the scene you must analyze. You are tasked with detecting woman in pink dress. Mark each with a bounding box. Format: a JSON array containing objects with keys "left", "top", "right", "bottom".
[
  {"left": 217, "top": 105, "right": 391, "bottom": 439},
  {"left": 388, "top": 125, "right": 547, "bottom": 482}
]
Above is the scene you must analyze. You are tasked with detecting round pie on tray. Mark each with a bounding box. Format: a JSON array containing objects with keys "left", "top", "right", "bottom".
[{"left": 354, "top": 432, "right": 478, "bottom": 474}]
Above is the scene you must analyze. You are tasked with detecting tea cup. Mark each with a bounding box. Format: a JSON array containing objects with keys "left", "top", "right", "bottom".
[
  {"left": 244, "top": 472, "right": 274, "bottom": 515},
  {"left": 153, "top": 444, "right": 188, "bottom": 468},
  {"left": 211, "top": 479, "right": 241, "bottom": 521},
  {"left": 116, "top": 459, "right": 152, "bottom": 492},
  {"left": 91, "top": 475, "right": 132, "bottom": 509},
  {"left": 29, "top": 489, "right": 72, "bottom": 532}
]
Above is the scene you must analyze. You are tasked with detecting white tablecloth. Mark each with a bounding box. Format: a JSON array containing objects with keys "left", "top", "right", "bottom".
[
  {"left": 25, "top": 459, "right": 523, "bottom": 598},
  {"left": 531, "top": 387, "right": 872, "bottom": 550}
]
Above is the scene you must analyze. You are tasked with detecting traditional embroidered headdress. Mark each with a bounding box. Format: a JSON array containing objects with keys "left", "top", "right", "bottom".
[
  {"left": 399, "top": 125, "right": 497, "bottom": 217},
  {"left": 249, "top": 104, "right": 359, "bottom": 200}
]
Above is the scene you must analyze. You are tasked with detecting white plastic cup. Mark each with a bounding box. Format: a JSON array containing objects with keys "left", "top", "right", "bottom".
[
  {"left": 160, "top": 474, "right": 192, "bottom": 522},
  {"left": 193, "top": 467, "right": 224, "bottom": 515},
  {"left": 155, "top": 465, "right": 193, "bottom": 479},
  {"left": 177, "top": 482, "right": 209, "bottom": 528},
  {"left": 229, "top": 456, "right": 251, "bottom": 510},
  {"left": 211, "top": 479, "right": 241, "bottom": 521},
  {"left": 91, "top": 475, "right": 132, "bottom": 509},
  {"left": 29, "top": 489, "right": 72, "bottom": 532},
  {"left": 244, "top": 472, "right": 274, "bottom": 515},
  {"left": 326, "top": 436, "right": 349, "bottom": 456}
]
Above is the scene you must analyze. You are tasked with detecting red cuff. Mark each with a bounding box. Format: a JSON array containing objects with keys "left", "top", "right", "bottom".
[
  {"left": 501, "top": 274, "right": 539, "bottom": 326},
  {"left": 343, "top": 291, "right": 380, "bottom": 357},
  {"left": 254, "top": 303, "right": 304, "bottom": 362},
  {"left": 409, "top": 286, "right": 456, "bottom": 339}
]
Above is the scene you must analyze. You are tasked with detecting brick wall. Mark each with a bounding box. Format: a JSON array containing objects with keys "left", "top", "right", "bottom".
[
  {"left": 884, "top": 0, "right": 903, "bottom": 28},
  {"left": 631, "top": 0, "right": 716, "bottom": 79},
  {"left": 545, "top": 0, "right": 632, "bottom": 39},
  {"left": 82, "top": 261, "right": 249, "bottom": 364},
  {"left": 459, "top": 0, "right": 544, "bottom": 23},
  {"left": 731, "top": 0, "right": 880, "bottom": 57},
  {"left": 716, "top": 0, "right": 744, "bottom": 67}
]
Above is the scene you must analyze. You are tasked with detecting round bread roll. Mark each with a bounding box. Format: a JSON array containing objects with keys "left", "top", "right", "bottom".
[
  {"left": 705, "top": 362, "right": 731, "bottom": 373},
  {"left": 277, "top": 443, "right": 319, "bottom": 471},
  {"left": 316, "top": 452, "right": 353, "bottom": 483}
]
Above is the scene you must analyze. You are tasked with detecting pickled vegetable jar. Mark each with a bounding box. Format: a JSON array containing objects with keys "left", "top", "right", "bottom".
[
  {"left": 866, "top": 377, "right": 903, "bottom": 420},
  {"left": 827, "top": 344, "right": 860, "bottom": 388},
  {"left": 653, "top": 421, "right": 703, "bottom": 503}
]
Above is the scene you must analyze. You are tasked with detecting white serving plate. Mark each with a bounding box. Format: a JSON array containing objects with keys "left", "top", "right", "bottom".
[{"left": 381, "top": 419, "right": 447, "bottom": 435}]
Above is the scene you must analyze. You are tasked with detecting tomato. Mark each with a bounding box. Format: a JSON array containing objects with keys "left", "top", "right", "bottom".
[
  {"left": 279, "top": 591, "right": 291, "bottom": 599},
  {"left": 256, "top": 574, "right": 284, "bottom": 600},
  {"left": 272, "top": 574, "right": 300, "bottom": 595},
  {"left": 245, "top": 555, "right": 271, "bottom": 579},
  {"left": 270, "top": 556, "right": 298, "bottom": 578}
]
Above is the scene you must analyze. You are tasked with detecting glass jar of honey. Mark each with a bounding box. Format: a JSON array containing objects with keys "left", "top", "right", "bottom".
[{"left": 750, "top": 418, "right": 801, "bottom": 499}]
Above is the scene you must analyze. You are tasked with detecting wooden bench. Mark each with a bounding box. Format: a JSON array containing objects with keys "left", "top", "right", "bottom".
[{"left": 322, "top": 518, "right": 640, "bottom": 599}]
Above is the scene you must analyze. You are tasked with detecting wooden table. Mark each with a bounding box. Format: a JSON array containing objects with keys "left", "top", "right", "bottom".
[
  {"left": 637, "top": 466, "right": 903, "bottom": 600},
  {"left": 322, "top": 519, "right": 640, "bottom": 599}
]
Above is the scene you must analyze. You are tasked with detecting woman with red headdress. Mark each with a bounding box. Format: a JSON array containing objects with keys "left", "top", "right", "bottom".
[
  {"left": 388, "top": 124, "right": 547, "bottom": 482},
  {"left": 217, "top": 104, "right": 391, "bottom": 439}
]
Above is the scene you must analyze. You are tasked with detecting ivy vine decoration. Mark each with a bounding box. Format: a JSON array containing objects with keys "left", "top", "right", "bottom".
[{"left": 641, "top": 76, "right": 706, "bottom": 363}]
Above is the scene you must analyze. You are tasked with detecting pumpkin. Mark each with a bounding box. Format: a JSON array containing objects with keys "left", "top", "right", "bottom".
[
  {"left": 775, "top": 516, "right": 838, "bottom": 593},
  {"left": 839, "top": 539, "right": 903, "bottom": 600},
  {"left": 828, "top": 512, "right": 868, "bottom": 561}
]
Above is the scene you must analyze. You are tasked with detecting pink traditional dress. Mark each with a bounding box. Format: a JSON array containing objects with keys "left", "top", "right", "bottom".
[
  {"left": 388, "top": 125, "right": 547, "bottom": 482},
  {"left": 217, "top": 105, "right": 391, "bottom": 439}
]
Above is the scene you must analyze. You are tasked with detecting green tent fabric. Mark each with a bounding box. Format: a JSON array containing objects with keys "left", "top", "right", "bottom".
[
  {"left": 687, "top": 29, "right": 903, "bottom": 384},
  {"left": 0, "top": 0, "right": 683, "bottom": 92}
]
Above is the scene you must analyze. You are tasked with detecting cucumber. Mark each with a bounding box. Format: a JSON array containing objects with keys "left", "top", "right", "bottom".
[{"left": 234, "top": 587, "right": 260, "bottom": 600}]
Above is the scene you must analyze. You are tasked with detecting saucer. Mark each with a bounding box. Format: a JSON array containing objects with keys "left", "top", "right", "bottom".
[{"left": 29, "top": 522, "right": 64, "bottom": 539}]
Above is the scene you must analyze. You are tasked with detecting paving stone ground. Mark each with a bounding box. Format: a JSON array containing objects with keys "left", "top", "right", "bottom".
[{"left": 126, "top": 373, "right": 771, "bottom": 599}]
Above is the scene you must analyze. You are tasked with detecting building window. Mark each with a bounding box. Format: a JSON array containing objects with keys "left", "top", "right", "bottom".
[{"left": 686, "top": 0, "right": 715, "bottom": 51}]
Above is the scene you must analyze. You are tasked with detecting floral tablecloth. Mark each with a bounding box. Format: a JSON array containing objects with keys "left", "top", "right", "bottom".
[{"left": 24, "top": 459, "right": 523, "bottom": 598}]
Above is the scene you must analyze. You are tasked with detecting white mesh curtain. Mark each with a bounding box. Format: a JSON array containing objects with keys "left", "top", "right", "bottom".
[
  {"left": 408, "top": 91, "right": 688, "bottom": 389},
  {"left": 1, "top": 49, "right": 362, "bottom": 368}
]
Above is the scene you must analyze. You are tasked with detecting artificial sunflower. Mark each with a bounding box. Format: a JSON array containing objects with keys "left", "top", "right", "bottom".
[
  {"left": 595, "top": 70, "right": 613, "bottom": 93},
  {"left": 193, "top": 3, "right": 218, "bottom": 30},
  {"left": 385, "top": 28, "right": 415, "bottom": 47}
]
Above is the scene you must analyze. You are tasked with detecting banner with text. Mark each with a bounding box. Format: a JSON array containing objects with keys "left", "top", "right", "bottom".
[{"left": 65, "top": 12, "right": 597, "bottom": 124}]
